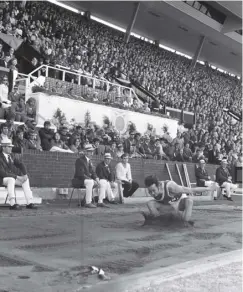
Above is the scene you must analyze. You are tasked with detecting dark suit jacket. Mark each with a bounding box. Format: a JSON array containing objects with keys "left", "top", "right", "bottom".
[
  {"left": 0, "top": 60, "right": 8, "bottom": 68},
  {"left": 123, "top": 139, "right": 134, "bottom": 154},
  {"left": 0, "top": 152, "right": 27, "bottom": 185},
  {"left": 96, "top": 161, "right": 114, "bottom": 182},
  {"left": 216, "top": 166, "right": 231, "bottom": 186},
  {"left": 72, "top": 155, "right": 97, "bottom": 187},
  {"left": 195, "top": 167, "right": 209, "bottom": 187}
]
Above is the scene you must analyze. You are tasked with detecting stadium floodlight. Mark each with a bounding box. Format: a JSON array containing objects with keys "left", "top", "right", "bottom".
[
  {"left": 47, "top": 0, "right": 80, "bottom": 13},
  {"left": 159, "top": 44, "right": 175, "bottom": 53}
]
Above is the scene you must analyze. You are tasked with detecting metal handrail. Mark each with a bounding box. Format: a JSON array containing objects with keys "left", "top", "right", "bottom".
[{"left": 27, "top": 64, "right": 141, "bottom": 103}]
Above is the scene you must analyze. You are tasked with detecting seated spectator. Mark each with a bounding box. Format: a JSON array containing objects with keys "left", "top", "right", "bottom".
[
  {"left": 14, "top": 96, "right": 26, "bottom": 122},
  {"left": 39, "top": 121, "right": 54, "bottom": 151},
  {"left": 50, "top": 132, "right": 70, "bottom": 151},
  {"left": 72, "top": 144, "right": 99, "bottom": 208},
  {"left": 129, "top": 145, "right": 142, "bottom": 158},
  {"left": 116, "top": 144, "right": 125, "bottom": 158},
  {"left": 58, "top": 126, "right": 70, "bottom": 147},
  {"left": 12, "top": 130, "right": 27, "bottom": 153},
  {"left": 0, "top": 123, "right": 11, "bottom": 142},
  {"left": 115, "top": 153, "right": 139, "bottom": 198},
  {"left": 153, "top": 139, "right": 169, "bottom": 160},
  {"left": 93, "top": 138, "right": 105, "bottom": 156},
  {"left": 123, "top": 131, "right": 135, "bottom": 154},
  {"left": 0, "top": 137, "right": 37, "bottom": 210},
  {"left": 96, "top": 153, "right": 118, "bottom": 206},
  {"left": 175, "top": 148, "right": 186, "bottom": 162},
  {"left": 208, "top": 144, "right": 220, "bottom": 164},
  {"left": 25, "top": 130, "right": 42, "bottom": 151},
  {"left": 25, "top": 97, "right": 36, "bottom": 121},
  {"left": 142, "top": 102, "right": 150, "bottom": 113},
  {"left": 106, "top": 141, "right": 117, "bottom": 158},
  {"left": 69, "top": 138, "right": 81, "bottom": 153},
  {"left": 192, "top": 149, "right": 204, "bottom": 163},
  {"left": 183, "top": 143, "right": 193, "bottom": 162},
  {"left": 195, "top": 158, "right": 218, "bottom": 200},
  {"left": 216, "top": 158, "right": 238, "bottom": 201},
  {"left": 140, "top": 136, "right": 153, "bottom": 159}
]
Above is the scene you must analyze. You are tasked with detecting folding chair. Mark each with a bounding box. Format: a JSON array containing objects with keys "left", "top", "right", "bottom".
[{"left": 68, "top": 187, "right": 84, "bottom": 207}]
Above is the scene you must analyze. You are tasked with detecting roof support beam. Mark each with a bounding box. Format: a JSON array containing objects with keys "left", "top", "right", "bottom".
[
  {"left": 190, "top": 35, "right": 206, "bottom": 69},
  {"left": 221, "top": 15, "right": 242, "bottom": 34},
  {"left": 124, "top": 2, "right": 140, "bottom": 44}
]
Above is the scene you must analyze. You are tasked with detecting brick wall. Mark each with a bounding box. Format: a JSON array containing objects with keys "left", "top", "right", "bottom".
[{"left": 22, "top": 150, "right": 219, "bottom": 188}]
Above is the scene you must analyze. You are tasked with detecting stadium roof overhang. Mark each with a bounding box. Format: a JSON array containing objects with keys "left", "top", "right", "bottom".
[{"left": 62, "top": 1, "right": 242, "bottom": 76}]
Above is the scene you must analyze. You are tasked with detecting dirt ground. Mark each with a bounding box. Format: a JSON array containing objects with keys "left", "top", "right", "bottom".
[{"left": 0, "top": 197, "right": 242, "bottom": 292}]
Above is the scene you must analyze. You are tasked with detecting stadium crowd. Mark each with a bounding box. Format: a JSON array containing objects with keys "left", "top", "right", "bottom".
[{"left": 0, "top": 0, "right": 241, "bottom": 170}]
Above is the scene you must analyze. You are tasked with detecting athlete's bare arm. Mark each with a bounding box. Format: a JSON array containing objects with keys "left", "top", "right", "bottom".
[{"left": 168, "top": 181, "right": 216, "bottom": 195}]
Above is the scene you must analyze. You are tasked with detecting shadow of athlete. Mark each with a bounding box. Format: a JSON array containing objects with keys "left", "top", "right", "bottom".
[{"left": 144, "top": 175, "right": 217, "bottom": 227}]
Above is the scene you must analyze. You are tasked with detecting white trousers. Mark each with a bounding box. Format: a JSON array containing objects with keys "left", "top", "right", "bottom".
[
  {"left": 205, "top": 180, "right": 218, "bottom": 198},
  {"left": 84, "top": 179, "right": 94, "bottom": 204},
  {"left": 221, "top": 182, "right": 238, "bottom": 197},
  {"left": 3, "top": 177, "right": 33, "bottom": 206},
  {"left": 98, "top": 180, "right": 118, "bottom": 203}
]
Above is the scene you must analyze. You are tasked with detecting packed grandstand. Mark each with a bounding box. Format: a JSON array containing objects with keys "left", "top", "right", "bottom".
[{"left": 0, "top": 0, "right": 241, "bottom": 173}]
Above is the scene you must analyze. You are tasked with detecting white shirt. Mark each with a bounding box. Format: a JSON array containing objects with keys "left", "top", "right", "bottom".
[
  {"left": 3, "top": 153, "right": 11, "bottom": 163},
  {"left": 115, "top": 162, "right": 132, "bottom": 182},
  {"left": 0, "top": 84, "right": 9, "bottom": 102}
]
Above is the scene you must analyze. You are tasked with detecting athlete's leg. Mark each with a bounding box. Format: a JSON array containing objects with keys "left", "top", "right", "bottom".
[{"left": 168, "top": 181, "right": 217, "bottom": 196}]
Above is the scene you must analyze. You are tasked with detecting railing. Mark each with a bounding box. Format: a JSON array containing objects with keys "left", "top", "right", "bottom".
[{"left": 27, "top": 65, "right": 142, "bottom": 104}]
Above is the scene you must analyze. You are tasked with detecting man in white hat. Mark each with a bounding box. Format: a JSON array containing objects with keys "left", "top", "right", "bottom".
[
  {"left": 72, "top": 144, "right": 99, "bottom": 208},
  {"left": 195, "top": 158, "right": 219, "bottom": 200},
  {"left": 216, "top": 157, "right": 238, "bottom": 201},
  {"left": 0, "top": 137, "right": 37, "bottom": 210},
  {"left": 96, "top": 153, "right": 118, "bottom": 207}
]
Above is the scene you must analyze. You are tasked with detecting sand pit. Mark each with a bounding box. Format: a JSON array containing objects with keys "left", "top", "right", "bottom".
[{"left": 0, "top": 200, "right": 241, "bottom": 291}]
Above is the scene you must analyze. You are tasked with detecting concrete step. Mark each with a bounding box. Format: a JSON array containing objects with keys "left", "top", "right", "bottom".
[{"left": 0, "top": 187, "right": 42, "bottom": 206}]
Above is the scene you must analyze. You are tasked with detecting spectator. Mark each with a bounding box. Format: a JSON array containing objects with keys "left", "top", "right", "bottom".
[
  {"left": 0, "top": 123, "right": 11, "bottom": 142},
  {"left": 153, "top": 139, "right": 169, "bottom": 160},
  {"left": 183, "top": 143, "right": 193, "bottom": 162},
  {"left": 72, "top": 144, "right": 99, "bottom": 208},
  {"left": 195, "top": 158, "right": 218, "bottom": 199},
  {"left": 50, "top": 132, "right": 69, "bottom": 151},
  {"left": 69, "top": 138, "right": 81, "bottom": 153},
  {"left": 123, "top": 131, "right": 135, "bottom": 154},
  {"left": 115, "top": 153, "right": 139, "bottom": 198},
  {"left": 116, "top": 144, "right": 124, "bottom": 158},
  {"left": 96, "top": 153, "right": 118, "bottom": 206},
  {"left": 216, "top": 158, "right": 238, "bottom": 201},
  {"left": 25, "top": 130, "right": 42, "bottom": 151},
  {"left": 0, "top": 137, "right": 37, "bottom": 210},
  {"left": 0, "top": 75, "right": 9, "bottom": 104},
  {"left": 12, "top": 129, "right": 27, "bottom": 153},
  {"left": 39, "top": 121, "right": 54, "bottom": 151},
  {"left": 140, "top": 136, "right": 153, "bottom": 159}
]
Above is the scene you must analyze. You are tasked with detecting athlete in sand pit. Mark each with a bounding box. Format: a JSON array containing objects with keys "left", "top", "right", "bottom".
[{"left": 144, "top": 175, "right": 217, "bottom": 226}]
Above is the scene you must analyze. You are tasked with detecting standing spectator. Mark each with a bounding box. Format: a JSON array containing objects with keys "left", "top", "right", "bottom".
[
  {"left": 8, "top": 58, "right": 18, "bottom": 93},
  {"left": 72, "top": 144, "right": 99, "bottom": 208},
  {"left": 115, "top": 153, "right": 139, "bottom": 198},
  {"left": 0, "top": 75, "right": 9, "bottom": 104},
  {"left": 39, "top": 121, "right": 54, "bottom": 151},
  {"left": 96, "top": 153, "right": 118, "bottom": 205}
]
